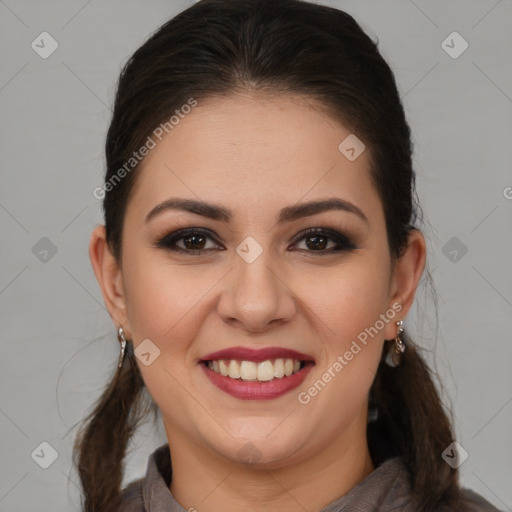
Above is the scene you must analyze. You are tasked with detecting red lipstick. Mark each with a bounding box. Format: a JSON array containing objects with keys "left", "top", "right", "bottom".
[{"left": 199, "top": 346, "right": 315, "bottom": 400}]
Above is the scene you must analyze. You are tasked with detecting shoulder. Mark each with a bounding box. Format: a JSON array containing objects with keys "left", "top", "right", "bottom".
[
  {"left": 380, "top": 458, "right": 503, "bottom": 512},
  {"left": 116, "top": 443, "right": 172, "bottom": 512},
  {"left": 117, "top": 477, "right": 145, "bottom": 512},
  {"left": 458, "top": 487, "right": 503, "bottom": 512}
]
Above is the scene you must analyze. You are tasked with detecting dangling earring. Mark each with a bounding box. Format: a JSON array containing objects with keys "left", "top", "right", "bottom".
[
  {"left": 385, "top": 320, "right": 405, "bottom": 367},
  {"left": 117, "top": 327, "right": 127, "bottom": 368}
]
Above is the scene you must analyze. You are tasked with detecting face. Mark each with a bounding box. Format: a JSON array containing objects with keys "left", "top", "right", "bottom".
[{"left": 93, "top": 92, "right": 422, "bottom": 468}]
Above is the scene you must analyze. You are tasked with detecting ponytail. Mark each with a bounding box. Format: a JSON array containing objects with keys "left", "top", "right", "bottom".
[
  {"left": 368, "top": 333, "right": 463, "bottom": 511},
  {"left": 72, "top": 341, "right": 155, "bottom": 511}
]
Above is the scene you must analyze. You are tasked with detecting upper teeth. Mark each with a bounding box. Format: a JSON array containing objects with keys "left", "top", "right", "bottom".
[{"left": 207, "top": 358, "right": 302, "bottom": 381}]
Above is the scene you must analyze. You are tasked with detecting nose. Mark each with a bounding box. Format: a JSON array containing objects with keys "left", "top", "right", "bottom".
[{"left": 217, "top": 247, "right": 297, "bottom": 334}]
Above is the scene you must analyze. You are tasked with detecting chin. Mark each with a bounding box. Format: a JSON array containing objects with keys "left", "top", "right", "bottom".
[{"left": 209, "top": 428, "right": 306, "bottom": 468}]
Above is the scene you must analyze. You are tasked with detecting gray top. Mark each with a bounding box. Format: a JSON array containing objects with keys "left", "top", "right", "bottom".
[{"left": 119, "top": 444, "right": 502, "bottom": 511}]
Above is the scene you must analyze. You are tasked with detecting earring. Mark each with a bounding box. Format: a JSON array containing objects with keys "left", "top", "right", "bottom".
[
  {"left": 117, "top": 327, "right": 127, "bottom": 368},
  {"left": 385, "top": 320, "right": 405, "bottom": 367}
]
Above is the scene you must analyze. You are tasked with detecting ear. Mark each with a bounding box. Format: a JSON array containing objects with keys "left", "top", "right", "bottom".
[
  {"left": 384, "top": 228, "right": 426, "bottom": 339},
  {"left": 89, "top": 225, "right": 131, "bottom": 335}
]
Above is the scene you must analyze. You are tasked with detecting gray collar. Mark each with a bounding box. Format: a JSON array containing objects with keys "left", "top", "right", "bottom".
[{"left": 133, "top": 444, "right": 412, "bottom": 512}]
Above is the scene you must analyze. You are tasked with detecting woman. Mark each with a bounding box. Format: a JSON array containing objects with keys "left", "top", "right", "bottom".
[{"left": 73, "top": 0, "right": 502, "bottom": 510}]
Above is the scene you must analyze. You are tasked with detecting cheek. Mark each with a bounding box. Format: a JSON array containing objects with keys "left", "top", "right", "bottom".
[
  {"left": 304, "top": 258, "right": 391, "bottom": 346},
  {"left": 123, "top": 269, "right": 172, "bottom": 343},
  {"left": 123, "top": 252, "right": 208, "bottom": 343},
  {"left": 294, "top": 265, "right": 390, "bottom": 431},
  {"left": 121, "top": 258, "right": 207, "bottom": 426},
  {"left": 295, "top": 258, "right": 390, "bottom": 405}
]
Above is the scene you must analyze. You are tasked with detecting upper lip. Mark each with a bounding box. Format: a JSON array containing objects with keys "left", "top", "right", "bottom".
[{"left": 200, "top": 347, "right": 315, "bottom": 363}]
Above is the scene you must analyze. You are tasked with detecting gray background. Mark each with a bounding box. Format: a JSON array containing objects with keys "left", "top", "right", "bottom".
[{"left": 1, "top": 1, "right": 511, "bottom": 511}]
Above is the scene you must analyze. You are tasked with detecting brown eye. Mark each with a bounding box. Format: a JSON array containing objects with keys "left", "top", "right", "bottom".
[
  {"left": 291, "top": 228, "right": 357, "bottom": 254},
  {"left": 181, "top": 233, "right": 207, "bottom": 250},
  {"left": 156, "top": 228, "right": 223, "bottom": 254},
  {"left": 156, "top": 227, "right": 357, "bottom": 255}
]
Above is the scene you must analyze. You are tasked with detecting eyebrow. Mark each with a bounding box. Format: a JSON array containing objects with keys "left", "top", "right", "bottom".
[{"left": 145, "top": 197, "right": 369, "bottom": 225}]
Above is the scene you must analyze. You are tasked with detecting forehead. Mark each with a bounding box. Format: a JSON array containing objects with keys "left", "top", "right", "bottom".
[{"left": 125, "top": 92, "right": 383, "bottom": 227}]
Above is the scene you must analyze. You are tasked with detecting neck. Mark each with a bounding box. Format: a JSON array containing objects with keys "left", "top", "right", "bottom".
[{"left": 167, "top": 416, "right": 375, "bottom": 512}]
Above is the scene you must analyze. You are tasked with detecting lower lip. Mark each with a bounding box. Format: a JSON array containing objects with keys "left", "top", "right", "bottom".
[{"left": 201, "top": 363, "right": 314, "bottom": 400}]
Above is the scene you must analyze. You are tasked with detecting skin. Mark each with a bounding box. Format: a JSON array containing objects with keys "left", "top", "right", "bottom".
[{"left": 90, "top": 92, "right": 426, "bottom": 512}]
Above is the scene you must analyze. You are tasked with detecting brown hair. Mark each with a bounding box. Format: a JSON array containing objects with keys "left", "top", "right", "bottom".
[{"left": 72, "top": 0, "right": 464, "bottom": 510}]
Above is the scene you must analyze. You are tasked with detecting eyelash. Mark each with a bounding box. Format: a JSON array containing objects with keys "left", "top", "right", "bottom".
[{"left": 155, "top": 227, "right": 357, "bottom": 256}]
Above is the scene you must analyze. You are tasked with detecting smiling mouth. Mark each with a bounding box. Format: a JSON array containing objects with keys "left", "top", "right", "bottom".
[{"left": 202, "top": 358, "right": 313, "bottom": 382}]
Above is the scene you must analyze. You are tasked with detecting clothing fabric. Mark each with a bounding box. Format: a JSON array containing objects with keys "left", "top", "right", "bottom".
[{"left": 119, "top": 444, "right": 502, "bottom": 511}]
